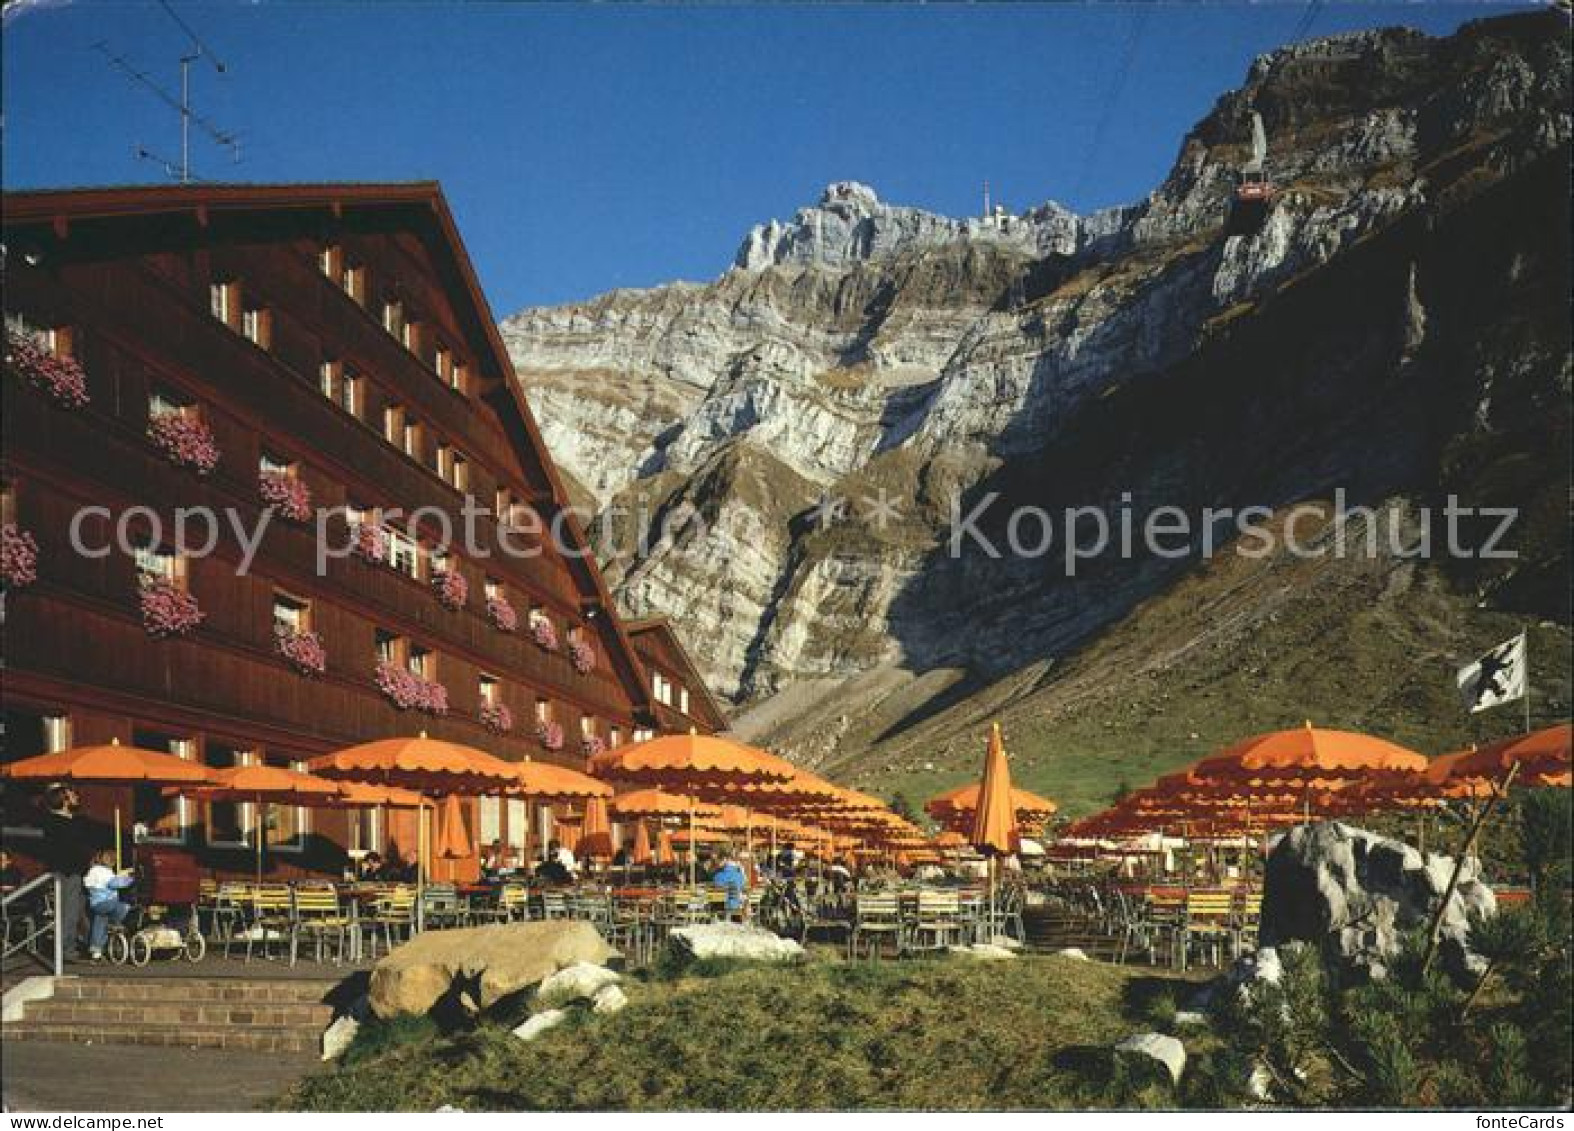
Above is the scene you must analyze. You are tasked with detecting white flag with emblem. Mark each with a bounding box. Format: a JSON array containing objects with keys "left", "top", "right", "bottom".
[{"left": 1456, "top": 632, "right": 1527, "bottom": 714}]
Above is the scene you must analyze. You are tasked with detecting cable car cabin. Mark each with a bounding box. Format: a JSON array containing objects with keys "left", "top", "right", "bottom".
[{"left": 1228, "top": 175, "right": 1276, "bottom": 235}]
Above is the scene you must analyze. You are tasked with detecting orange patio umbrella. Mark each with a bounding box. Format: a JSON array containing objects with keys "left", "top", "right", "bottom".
[
  {"left": 610, "top": 787, "right": 721, "bottom": 821},
  {"left": 311, "top": 733, "right": 520, "bottom": 920},
  {"left": 177, "top": 763, "right": 342, "bottom": 882},
  {"left": 1439, "top": 723, "right": 1572, "bottom": 789},
  {"left": 2, "top": 737, "right": 217, "bottom": 868},
  {"left": 592, "top": 733, "right": 794, "bottom": 884}
]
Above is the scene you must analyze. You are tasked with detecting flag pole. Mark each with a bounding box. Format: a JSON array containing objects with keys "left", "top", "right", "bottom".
[{"left": 1523, "top": 626, "right": 1531, "bottom": 733}]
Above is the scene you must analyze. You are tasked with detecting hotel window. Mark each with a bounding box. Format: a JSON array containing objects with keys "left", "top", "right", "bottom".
[
  {"left": 505, "top": 798, "right": 527, "bottom": 853},
  {"left": 401, "top": 318, "right": 420, "bottom": 354},
  {"left": 319, "top": 245, "right": 344, "bottom": 283},
  {"left": 272, "top": 591, "right": 311, "bottom": 634},
  {"left": 651, "top": 671, "right": 672, "bottom": 706},
  {"left": 148, "top": 386, "right": 193, "bottom": 420},
  {"left": 341, "top": 372, "right": 363, "bottom": 417},
  {"left": 527, "top": 603, "right": 551, "bottom": 632},
  {"left": 382, "top": 298, "right": 404, "bottom": 338},
  {"left": 320, "top": 359, "right": 342, "bottom": 403},
  {"left": 242, "top": 305, "right": 272, "bottom": 349},
  {"left": 450, "top": 453, "right": 469, "bottom": 491},
  {"left": 434, "top": 346, "right": 450, "bottom": 383},
  {"left": 384, "top": 404, "right": 403, "bottom": 444},
  {"left": 353, "top": 805, "right": 383, "bottom": 856},
  {"left": 401, "top": 417, "right": 423, "bottom": 460},
  {"left": 679, "top": 687, "right": 691, "bottom": 715},
  {"left": 479, "top": 674, "right": 500, "bottom": 707},
  {"left": 579, "top": 716, "right": 597, "bottom": 740},
  {"left": 210, "top": 280, "right": 238, "bottom": 328},
  {"left": 132, "top": 730, "right": 195, "bottom": 843},
  {"left": 343, "top": 264, "right": 366, "bottom": 305},
  {"left": 204, "top": 745, "right": 254, "bottom": 847},
  {"left": 1, "top": 481, "right": 16, "bottom": 528},
  {"left": 435, "top": 442, "right": 452, "bottom": 480},
  {"left": 478, "top": 795, "right": 501, "bottom": 848},
  {"left": 259, "top": 450, "right": 294, "bottom": 476},
  {"left": 375, "top": 629, "right": 407, "bottom": 667},
  {"left": 633, "top": 727, "right": 654, "bottom": 743},
  {"left": 42, "top": 714, "right": 72, "bottom": 754},
  {"left": 264, "top": 754, "right": 310, "bottom": 848},
  {"left": 609, "top": 726, "right": 622, "bottom": 748},
  {"left": 42, "top": 325, "right": 74, "bottom": 358},
  {"left": 386, "top": 528, "right": 421, "bottom": 579},
  {"left": 449, "top": 361, "right": 468, "bottom": 395},
  {"left": 133, "top": 543, "right": 184, "bottom": 588},
  {"left": 535, "top": 699, "right": 555, "bottom": 725},
  {"left": 407, "top": 644, "right": 433, "bottom": 679},
  {"left": 484, "top": 577, "right": 503, "bottom": 602}
]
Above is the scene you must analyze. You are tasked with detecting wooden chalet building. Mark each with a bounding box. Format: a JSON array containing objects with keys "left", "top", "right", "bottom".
[
  {"left": 0, "top": 182, "right": 722, "bottom": 880},
  {"left": 625, "top": 617, "right": 729, "bottom": 736}
]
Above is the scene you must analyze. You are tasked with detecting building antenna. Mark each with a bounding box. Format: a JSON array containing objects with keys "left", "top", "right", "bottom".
[
  {"left": 94, "top": 1, "right": 240, "bottom": 184},
  {"left": 982, "top": 179, "right": 991, "bottom": 219}
]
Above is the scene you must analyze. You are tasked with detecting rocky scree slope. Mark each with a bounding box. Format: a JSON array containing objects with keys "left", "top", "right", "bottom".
[{"left": 501, "top": 13, "right": 1571, "bottom": 807}]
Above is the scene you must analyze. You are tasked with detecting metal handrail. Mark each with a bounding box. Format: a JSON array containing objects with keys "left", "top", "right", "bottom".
[{"left": 1, "top": 872, "right": 64, "bottom": 976}]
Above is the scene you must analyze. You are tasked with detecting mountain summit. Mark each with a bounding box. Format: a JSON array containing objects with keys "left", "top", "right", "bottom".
[{"left": 502, "top": 12, "right": 1571, "bottom": 810}]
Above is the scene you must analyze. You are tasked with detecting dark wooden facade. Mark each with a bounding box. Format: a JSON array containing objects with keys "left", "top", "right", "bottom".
[
  {"left": 0, "top": 183, "right": 716, "bottom": 879},
  {"left": 625, "top": 617, "right": 730, "bottom": 736}
]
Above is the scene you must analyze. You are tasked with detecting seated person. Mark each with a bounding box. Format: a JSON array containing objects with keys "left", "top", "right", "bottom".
[
  {"left": 535, "top": 841, "right": 573, "bottom": 886},
  {"left": 82, "top": 850, "right": 134, "bottom": 961},
  {"left": 711, "top": 853, "right": 748, "bottom": 918}
]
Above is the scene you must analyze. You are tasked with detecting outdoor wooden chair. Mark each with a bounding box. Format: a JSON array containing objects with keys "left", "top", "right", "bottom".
[
  {"left": 291, "top": 884, "right": 351, "bottom": 966},
  {"left": 1181, "top": 889, "right": 1236, "bottom": 970},
  {"left": 1143, "top": 890, "right": 1187, "bottom": 967},
  {"left": 420, "top": 883, "right": 468, "bottom": 931},
  {"left": 244, "top": 883, "right": 294, "bottom": 963},
  {"left": 488, "top": 882, "right": 531, "bottom": 923},
  {"left": 1234, "top": 891, "right": 1263, "bottom": 957},
  {"left": 206, "top": 880, "right": 252, "bottom": 955},
  {"left": 909, "top": 890, "right": 964, "bottom": 953},
  {"left": 537, "top": 889, "right": 569, "bottom": 920},
  {"left": 360, "top": 886, "right": 417, "bottom": 958},
  {"left": 849, "top": 892, "right": 904, "bottom": 960}
]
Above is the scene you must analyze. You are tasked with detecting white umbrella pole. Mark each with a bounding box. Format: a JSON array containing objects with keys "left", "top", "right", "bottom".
[{"left": 688, "top": 801, "right": 697, "bottom": 889}]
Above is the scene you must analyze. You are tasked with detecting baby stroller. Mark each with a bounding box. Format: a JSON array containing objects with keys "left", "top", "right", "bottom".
[{"left": 105, "top": 847, "right": 205, "bottom": 965}]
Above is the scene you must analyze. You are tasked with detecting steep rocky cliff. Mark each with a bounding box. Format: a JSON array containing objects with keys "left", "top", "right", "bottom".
[{"left": 503, "top": 12, "right": 1572, "bottom": 809}]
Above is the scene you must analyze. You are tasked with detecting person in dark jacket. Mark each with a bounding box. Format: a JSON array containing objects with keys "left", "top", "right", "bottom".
[{"left": 36, "top": 785, "right": 94, "bottom": 958}]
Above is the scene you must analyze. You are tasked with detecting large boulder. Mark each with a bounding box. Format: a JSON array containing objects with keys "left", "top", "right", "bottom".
[
  {"left": 668, "top": 922, "right": 804, "bottom": 963},
  {"left": 369, "top": 920, "right": 617, "bottom": 1019},
  {"left": 1260, "top": 821, "right": 1495, "bottom": 984}
]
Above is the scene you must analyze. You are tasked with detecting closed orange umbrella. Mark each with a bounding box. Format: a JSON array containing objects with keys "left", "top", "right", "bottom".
[
  {"left": 656, "top": 826, "right": 676, "bottom": 867},
  {"left": 576, "top": 795, "right": 614, "bottom": 861},
  {"left": 435, "top": 793, "right": 474, "bottom": 877},
  {"left": 926, "top": 781, "right": 1059, "bottom": 834},
  {"left": 631, "top": 819, "right": 653, "bottom": 866},
  {"left": 971, "top": 722, "right": 1018, "bottom": 857}
]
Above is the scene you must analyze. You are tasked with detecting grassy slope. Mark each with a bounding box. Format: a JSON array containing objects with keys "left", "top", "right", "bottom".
[{"left": 285, "top": 956, "right": 1206, "bottom": 1111}]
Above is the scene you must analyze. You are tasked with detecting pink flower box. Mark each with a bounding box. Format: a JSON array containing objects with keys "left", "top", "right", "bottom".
[
  {"left": 148, "top": 410, "right": 220, "bottom": 476},
  {"left": 569, "top": 639, "right": 595, "bottom": 675},
  {"left": 374, "top": 659, "right": 449, "bottom": 715},
  {"left": 536, "top": 719, "right": 565, "bottom": 752},
  {"left": 5, "top": 329, "right": 89, "bottom": 409},
  {"left": 480, "top": 702, "right": 514, "bottom": 735},
  {"left": 2, "top": 524, "right": 39, "bottom": 588},
  {"left": 530, "top": 614, "right": 559, "bottom": 651},
  {"left": 351, "top": 522, "right": 388, "bottom": 564},
  {"left": 138, "top": 576, "right": 204, "bottom": 638},
  {"left": 432, "top": 567, "right": 468, "bottom": 611},
  {"left": 582, "top": 734, "right": 607, "bottom": 758},
  {"left": 258, "top": 469, "right": 313, "bottom": 523},
  {"left": 486, "top": 594, "right": 518, "bottom": 633},
  {"left": 275, "top": 626, "right": 328, "bottom": 676}
]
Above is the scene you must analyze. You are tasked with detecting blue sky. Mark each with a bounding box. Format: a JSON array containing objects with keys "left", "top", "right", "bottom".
[{"left": 2, "top": 1, "right": 1539, "bottom": 312}]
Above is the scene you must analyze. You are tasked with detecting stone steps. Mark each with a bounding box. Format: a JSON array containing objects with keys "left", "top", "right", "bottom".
[{"left": 3, "top": 975, "right": 338, "bottom": 1054}]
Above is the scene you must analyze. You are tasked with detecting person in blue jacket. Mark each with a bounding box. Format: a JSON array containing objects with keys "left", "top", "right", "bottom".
[
  {"left": 711, "top": 852, "right": 748, "bottom": 919},
  {"left": 82, "top": 849, "right": 135, "bottom": 960}
]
